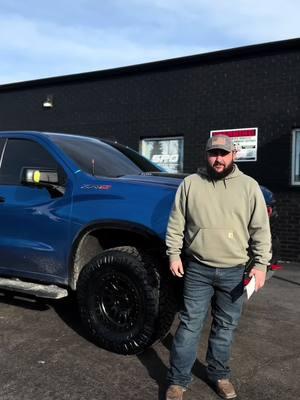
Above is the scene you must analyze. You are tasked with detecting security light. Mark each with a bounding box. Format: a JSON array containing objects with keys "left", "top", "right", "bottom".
[{"left": 43, "top": 95, "right": 54, "bottom": 108}]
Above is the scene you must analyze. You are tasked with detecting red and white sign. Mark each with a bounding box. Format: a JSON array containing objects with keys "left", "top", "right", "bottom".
[{"left": 210, "top": 128, "right": 258, "bottom": 162}]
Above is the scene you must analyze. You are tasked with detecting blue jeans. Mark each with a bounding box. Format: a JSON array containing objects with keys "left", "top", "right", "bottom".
[{"left": 167, "top": 261, "right": 245, "bottom": 388}]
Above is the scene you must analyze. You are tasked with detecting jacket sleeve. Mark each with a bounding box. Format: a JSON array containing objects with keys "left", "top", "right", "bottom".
[
  {"left": 165, "top": 180, "right": 187, "bottom": 262},
  {"left": 249, "top": 182, "right": 272, "bottom": 272}
]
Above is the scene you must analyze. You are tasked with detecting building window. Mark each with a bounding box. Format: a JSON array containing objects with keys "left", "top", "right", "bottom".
[
  {"left": 292, "top": 130, "right": 300, "bottom": 186},
  {"left": 140, "top": 137, "right": 184, "bottom": 173}
]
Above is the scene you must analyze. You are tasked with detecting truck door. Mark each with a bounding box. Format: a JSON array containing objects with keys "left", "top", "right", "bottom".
[{"left": 0, "top": 137, "right": 72, "bottom": 284}]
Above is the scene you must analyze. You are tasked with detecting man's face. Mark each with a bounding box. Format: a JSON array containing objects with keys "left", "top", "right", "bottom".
[{"left": 206, "top": 149, "right": 236, "bottom": 179}]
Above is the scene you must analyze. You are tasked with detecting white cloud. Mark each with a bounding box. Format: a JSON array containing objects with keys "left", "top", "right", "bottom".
[
  {"left": 0, "top": 1, "right": 299, "bottom": 84},
  {"left": 152, "top": 0, "right": 300, "bottom": 40},
  {"left": 0, "top": 12, "right": 210, "bottom": 84}
]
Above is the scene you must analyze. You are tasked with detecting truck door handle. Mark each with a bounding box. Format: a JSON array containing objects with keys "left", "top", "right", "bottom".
[{"left": 0, "top": 196, "right": 5, "bottom": 203}]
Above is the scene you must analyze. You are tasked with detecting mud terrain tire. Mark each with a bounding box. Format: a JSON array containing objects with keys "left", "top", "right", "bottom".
[{"left": 77, "top": 246, "right": 175, "bottom": 354}]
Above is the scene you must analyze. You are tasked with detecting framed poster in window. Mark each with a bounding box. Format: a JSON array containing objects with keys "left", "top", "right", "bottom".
[{"left": 140, "top": 137, "right": 184, "bottom": 173}]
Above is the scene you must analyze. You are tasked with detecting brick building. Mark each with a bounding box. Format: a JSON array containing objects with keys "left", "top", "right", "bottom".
[{"left": 0, "top": 38, "right": 299, "bottom": 260}]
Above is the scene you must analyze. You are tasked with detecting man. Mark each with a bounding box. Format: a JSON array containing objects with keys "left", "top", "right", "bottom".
[{"left": 165, "top": 135, "right": 271, "bottom": 400}]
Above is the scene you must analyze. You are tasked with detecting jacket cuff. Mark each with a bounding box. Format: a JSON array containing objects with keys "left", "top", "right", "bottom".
[
  {"left": 252, "top": 264, "right": 267, "bottom": 273},
  {"left": 169, "top": 254, "right": 181, "bottom": 263}
]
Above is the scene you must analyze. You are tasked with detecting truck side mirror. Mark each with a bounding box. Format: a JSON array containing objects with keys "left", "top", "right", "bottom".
[{"left": 21, "top": 168, "right": 59, "bottom": 185}]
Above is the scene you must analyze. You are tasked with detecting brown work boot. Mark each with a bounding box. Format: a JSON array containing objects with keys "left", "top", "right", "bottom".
[
  {"left": 216, "top": 379, "right": 237, "bottom": 399},
  {"left": 165, "top": 385, "right": 186, "bottom": 400}
]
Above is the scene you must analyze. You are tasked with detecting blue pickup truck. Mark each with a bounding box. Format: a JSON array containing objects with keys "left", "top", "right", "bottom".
[{"left": 0, "top": 131, "right": 278, "bottom": 354}]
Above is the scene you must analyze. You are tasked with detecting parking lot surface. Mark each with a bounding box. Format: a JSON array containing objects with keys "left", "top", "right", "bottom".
[{"left": 0, "top": 262, "right": 299, "bottom": 400}]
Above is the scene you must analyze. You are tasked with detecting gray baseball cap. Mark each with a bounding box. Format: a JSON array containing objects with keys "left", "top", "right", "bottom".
[{"left": 206, "top": 135, "right": 233, "bottom": 152}]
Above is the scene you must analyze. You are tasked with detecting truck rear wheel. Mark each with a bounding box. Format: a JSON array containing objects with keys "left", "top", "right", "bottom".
[{"left": 77, "top": 246, "right": 175, "bottom": 354}]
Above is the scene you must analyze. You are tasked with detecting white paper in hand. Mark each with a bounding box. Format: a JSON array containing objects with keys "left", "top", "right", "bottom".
[{"left": 245, "top": 276, "right": 256, "bottom": 300}]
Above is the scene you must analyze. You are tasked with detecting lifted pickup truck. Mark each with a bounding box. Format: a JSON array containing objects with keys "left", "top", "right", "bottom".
[{"left": 0, "top": 131, "right": 279, "bottom": 354}]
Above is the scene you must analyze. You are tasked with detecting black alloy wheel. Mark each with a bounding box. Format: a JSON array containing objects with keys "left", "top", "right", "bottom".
[{"left": 94, "top": 270, "right": 144, "bottom": 334}]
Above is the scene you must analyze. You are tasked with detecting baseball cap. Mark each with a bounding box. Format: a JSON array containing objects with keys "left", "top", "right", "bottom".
[{"left": 206, "top": 135, "right": 233, "bottom": 152}]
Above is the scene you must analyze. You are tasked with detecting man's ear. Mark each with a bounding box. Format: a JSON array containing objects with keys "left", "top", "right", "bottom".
[{"left": 232, "top": 151, "right": 237, "bottom": 161}]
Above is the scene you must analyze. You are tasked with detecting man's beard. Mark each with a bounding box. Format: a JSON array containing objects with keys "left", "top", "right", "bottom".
[{"left": 206, "top": 160, "right": 235, "bottom": 180}]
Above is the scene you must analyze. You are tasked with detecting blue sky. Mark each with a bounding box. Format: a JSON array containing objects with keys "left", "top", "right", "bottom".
[{"left": 0, "top": 0, "right": 299, "bottom": 84}]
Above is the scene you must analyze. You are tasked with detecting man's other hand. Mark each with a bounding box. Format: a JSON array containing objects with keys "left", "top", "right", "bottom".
[
  {"left": 170, "top": 259, "right": 184, "bottom": 278},
  {"left": 249, "top": 268, "right": 266, "bottom": 291}
]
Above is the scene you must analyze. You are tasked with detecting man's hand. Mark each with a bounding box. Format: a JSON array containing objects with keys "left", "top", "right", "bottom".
[
  {"left": 249, "top": 267, "right": 266, "bottom": 291},
  {"left": 170, "top": 259, "right": 184, "bottom": 278}
]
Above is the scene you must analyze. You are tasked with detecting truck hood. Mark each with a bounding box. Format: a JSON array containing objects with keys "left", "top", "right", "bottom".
[{"left": 117, "top": 172, "right": 186, "bottom": 188}]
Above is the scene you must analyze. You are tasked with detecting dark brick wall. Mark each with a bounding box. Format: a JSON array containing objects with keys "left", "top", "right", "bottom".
[
  {"left": 0, "top": 47, "right": 299, "bottom": 260},
  {"left": 275, "top": 192, "right": 300, "bottom": 261}
]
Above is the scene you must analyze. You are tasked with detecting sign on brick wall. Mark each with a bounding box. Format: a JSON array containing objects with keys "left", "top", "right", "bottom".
[{"left": 210, "top": 128, "right": 258, "bottom": 162}]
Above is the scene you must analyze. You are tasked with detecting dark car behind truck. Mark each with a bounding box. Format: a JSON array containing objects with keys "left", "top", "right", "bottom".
[{"left": 0, "top": 131, "right": 279, "bottom": 354}]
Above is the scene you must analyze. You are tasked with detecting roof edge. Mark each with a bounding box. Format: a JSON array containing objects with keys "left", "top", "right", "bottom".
[{"left": 1, "top": 37, "right": 300, "bottom": 91}]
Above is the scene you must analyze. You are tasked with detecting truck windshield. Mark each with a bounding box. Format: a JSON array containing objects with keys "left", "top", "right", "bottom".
[{"left": 48, "top": 134, "right": 162, "bottom": 177}]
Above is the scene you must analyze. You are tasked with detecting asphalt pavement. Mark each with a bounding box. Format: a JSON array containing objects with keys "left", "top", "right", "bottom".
[{"left": 0, "top": 262, "right": 299, "bottom": 400}]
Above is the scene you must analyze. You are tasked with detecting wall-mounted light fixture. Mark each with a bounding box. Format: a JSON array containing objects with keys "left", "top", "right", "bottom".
[{"left": 43, "top": 95, "right": 54, "bottom": 108}]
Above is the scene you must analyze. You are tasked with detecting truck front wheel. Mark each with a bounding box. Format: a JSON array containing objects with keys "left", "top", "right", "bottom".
[{"left": 77, "top": 246, "right": 175, "bottom": 355}]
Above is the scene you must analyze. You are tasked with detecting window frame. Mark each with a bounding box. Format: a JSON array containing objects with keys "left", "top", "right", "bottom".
[{"left": 291, "top": 130, "right": 300, "bottom": 186}]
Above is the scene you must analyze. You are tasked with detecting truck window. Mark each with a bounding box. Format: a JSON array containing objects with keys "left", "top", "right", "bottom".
[
  {"left": 0, "top": 139, "right": 62, "bottom": 185},
  {"left": 49, "top": 135, "right": 160, "bottom": 177}
]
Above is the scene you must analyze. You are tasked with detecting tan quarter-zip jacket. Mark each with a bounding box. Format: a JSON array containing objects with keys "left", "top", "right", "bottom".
[{"left": 166, "top": 165, "right": 272, "bottom": 271}]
